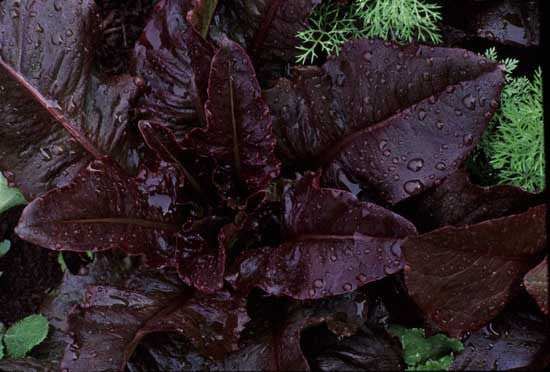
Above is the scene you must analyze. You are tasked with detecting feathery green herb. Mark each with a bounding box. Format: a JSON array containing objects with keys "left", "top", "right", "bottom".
[
  {"left": 296, "top": 0, "right": 442, "bottom": 64},
  {"left": 470, "top": 48, "right": 544, "bottom": 192}
]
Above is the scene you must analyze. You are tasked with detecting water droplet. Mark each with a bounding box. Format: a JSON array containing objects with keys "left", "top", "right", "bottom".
[
  {"left": 357, "top": 273, "right": 368, "bottom": 283},
  {"left": 313, "top": 279, "right": 324, "bottom": 288},
  {"left": 403, "top": 180, "right": 424, "bottom": 195},
  {"left": 435, "top": 162, "right": 447, "bottom": 171},
  {"left": 363, "top": 51, "right": 373, "bottom": 61},
  {"left": 407, "top": 158, "right": 424, "bottom": 172},
  {"left": 382, "top": 149, "right": 391, "bottom": 157},
  {"left": 378, "top": 140, "right": 388, "bottom": 151},
  {"left": 343, "top": 283, "right": 353, "bottom": 291},
  {"left": 489, "top": 100, "right": 499, "bottom": 109},
  {"left": 462, "top": 94, "right": 476, "bottom": 110},
  {"left": 418, "top": 109, "right": 427, "bottom": 121},
  {"left": 463, "top": 134, "right": 474, "bottom": 146}
]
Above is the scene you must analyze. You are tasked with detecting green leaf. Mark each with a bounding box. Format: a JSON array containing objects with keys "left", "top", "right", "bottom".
[
  {"left": 57, "top": 253, "right": 68, "bottom": 273},
  {"left": 0, "top": 323, "right": 5, "bottom": 360},
  {"left": 0, "top": 173, "right": 26, "bottom": 215},
  {"left": 296, "top": 0, "right": 442, "bottom": 64},
  {"left": 0, "top": 240, "right": 10, "bottom": 258},
  {"left": 389, "top": 325, "right": 463, "bottom": 370},
  {"left": 410, "top": 354, "right": 454, "bottom": 371},
  {"left": 3, "top": 314, "right": 49, "bottom": 358}
]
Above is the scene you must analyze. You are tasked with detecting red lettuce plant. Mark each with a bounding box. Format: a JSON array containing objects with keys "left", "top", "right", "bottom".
[{"left": 0, "top": 0, "right": 546, "bottom": 371}]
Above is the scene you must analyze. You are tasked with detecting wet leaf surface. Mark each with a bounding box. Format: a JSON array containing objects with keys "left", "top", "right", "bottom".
[
  {"left": 404, "top": 204, "right": 546, "bottom": 337},
  {"left": 265, "top": 39, "right": 505, "bottom": 204}
]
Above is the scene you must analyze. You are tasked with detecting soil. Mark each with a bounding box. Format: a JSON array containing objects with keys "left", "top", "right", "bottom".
[{"left": 0, "top": 208, "right": 62, "bottom": 326}]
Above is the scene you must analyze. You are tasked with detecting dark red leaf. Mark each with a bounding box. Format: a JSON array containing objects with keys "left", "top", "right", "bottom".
[
  {"left": 403, "top": 204, "right": 546, "bottom": 337},
  {"left": 399, "top": 169, "right": 544, "bottom": 232},
  {"left": 183, "top": 38, "right": 280, "bottom": 194},
  {"left": 132, "top": 0, "right": 214, "bottom": 130},
  {"left": 265, "top": 39, "right": 505, "bottom": 204},
  {"left": 223, "top": 292, "right": 368, "bottom": 371},
  {"left": 61, "top": 273, "right": 249, "bottom": 371},
  {"left": 523, "top": 257, "right": 548, "bottom": 316},
  {"left": 443, "top": 0, "right": 540, "bottom": 47},
  {"left": 451, "top": 307, "right": 549, "bottom": 370},
  {"left": 176, "top": 217, "right": 230, "bottom": 293},
  {"left": 15, "top": 160, "right": 183, "bottom": 266},
  {"left": 0, "top": 0, "right": 142, "bottom": 199},
  {"left": 210, "top": 0, "right": 321, "bottom": 62},
  {"left": 227, "top": 174, "right": 416, "bottom": 300}
]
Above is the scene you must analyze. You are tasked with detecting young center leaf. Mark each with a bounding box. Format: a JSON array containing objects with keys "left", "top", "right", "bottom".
[
  {"left": 265, "top": 39, "right": 505, "bottom": 204},
  {"left": 183, "top": 38, "right": 280, "bottom": 195},
  {"left": 132, "top": 0, "right": 214, "bottom": 131},
  {"left": 0, "top": 0, "right": 141, "bottom": 200},
  {"left": 227, "top": 174, "right": 417, "bottom": 300}
]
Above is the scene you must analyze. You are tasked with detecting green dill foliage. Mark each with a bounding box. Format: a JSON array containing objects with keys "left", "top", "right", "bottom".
[
  {"left": 296, "top": 2, "right": 359, "bottom": 64},
  {"left": 389, "top": 325, "right": 463, "bottom": 371},
  {"left": 0, "top": 173, "right": 26, "bottom": 215},
  {"left": 2, "top": 314, "right": 49, "bottom": 359},
  {"left": 473, "top": 48, "right": 544, "bottom": 192},
  {"left": 296, "top": 0, "right": 442, "bottom": 64}
]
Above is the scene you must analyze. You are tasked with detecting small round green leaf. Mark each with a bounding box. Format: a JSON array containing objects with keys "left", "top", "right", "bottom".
[{"left": 4, "top": 314, "right": 49, "bottom": 358}]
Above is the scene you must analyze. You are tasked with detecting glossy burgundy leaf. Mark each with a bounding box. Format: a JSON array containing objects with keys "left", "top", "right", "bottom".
[
  {"left": 222, "top": 292, "right": 368, "bottom": 371},
  {"left": 524, "top": 257, "right": 548, "bottom": 316},
  {"left": 0, "top": 358, "right": 55, "bottom": 372},
  {"left": 176, "top": 217, "right": 230, "bottom": 293},
  {"left": 399, "top": 169, "right": 544, "bottom": 232},
  {"left": 227, "top": 174, "right": 416, "bottom": 300},
  {"left": 444, "top": 0, "right": 540, "bottom": 47},
  {"left": 61, "top": 273, "right": 249, "bottom": 371},
  {"left": 127, "top": 333, "right": 214, "bottom": 372},
  {"left": 451, "top": 307, "right": 549, "bottom": 370},
  {"left": 403, "top": 204, "right": 546, "bottom": 337},
  {"left": 183, "top": 38, "right": 280, "bottom": 194},
  {"left": 265, "top": 39, "right": 505, "bottom": 204},
  {"left": 132, "top": 0, "right": 214, "bottom": 130},
  {"left": 210, "top": 0, "right": 321, "bottom": 62},
  {"left": 0, "top": 0, "right": 142, "bottom": 200},
  {"left": 305, "top": 325, "right": 404, "bottom": 371},
  {"left": 16, "top": 160, "right": 183, "bottom": 266}
]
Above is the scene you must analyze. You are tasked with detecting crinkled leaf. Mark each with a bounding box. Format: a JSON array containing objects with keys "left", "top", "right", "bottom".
[
  {"left": 388, "top": 326, "right": 462, "bottom": 367},
  {"left": 132, "top": 0, "right": 214, "bottom": 131},
  {"left": 61, "top": 273, "right": 249, "bottom": 371},
  {"left": 223, "top": 292, "right": 368, "bottom": 371},
  {"left": 411, "top": 355, "right": 453, "bottom": 371},
  {"left": 4, "top": 314, "right": 49, "bottom": 358},
  {"left": 524, "top": 257, "right": 548, "bottom": 316},
  {"left": 265, "top": 39, "right": 504, "bottom": 204},
  {"left": 16, "top": 160, "right": 183, "bottom": 267},
  {"left": 183, "top": 38, "right": 280, "bottom": 195},
  {"left": 444, "top": 0, "right": 540, "bottom": 47},
  {"left": 227, "top": 174, "right": 416, "bottom": 300},
  {"left": 210, "top": 0, "right": 321, "bottom": 62},
  {"left": 451, "top": 306, "right": 549, "bottom": 370},
  {"left": 399, "top": 169, "right": 544, "bottom": 232},
  {"left": 0, "top": 0, "right": 141, "bottom": 200},
  {"left": 127, "top": 333, "right": 214, "bottom": 372},
  {"left": 176, "top": 217, "right": 230, "bottom": 293},
  {"left": 307, "top": 325, "right": 404, "bottom": 372},
  {"left": 0, "top": 173, "right": 26, "bottom": 215},
  {"left": 403, "top": 204, "right": 546, "bottom": 337}
]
